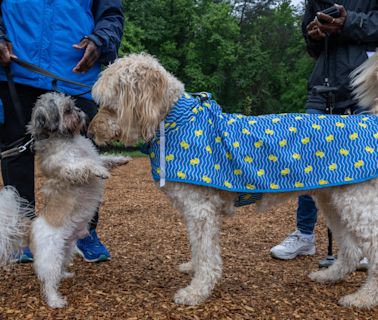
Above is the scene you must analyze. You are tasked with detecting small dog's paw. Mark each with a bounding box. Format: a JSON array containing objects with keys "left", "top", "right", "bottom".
[
  {"left": 112, "top": 156, "right": 132, "bottom": 166},
  {"left": 96, "top": 173, "right": 109, "bottom": 179},
  {"left": 47, "top": 296, "right": 67, "bottom": 309},
  {"left": 174, "top": 287, "right": 206, "bottom": 305},
  {"left": 101, "top": 155, "right": 132, "bottom": 168},
  {"left": 178, "top": 261, "right": 194, "bottom": 274},
  {"left": 93, "top": 167, "right": 109, "bottom": 179}
]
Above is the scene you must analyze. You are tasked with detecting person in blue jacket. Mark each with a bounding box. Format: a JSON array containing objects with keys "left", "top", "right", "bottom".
[{"left": 0, "top": 0, "right": 124, "bottom": 263}]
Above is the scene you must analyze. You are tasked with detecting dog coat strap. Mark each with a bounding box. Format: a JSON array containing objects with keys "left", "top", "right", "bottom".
[{"left": 159, "top": 121, "right": 166, "bottom": 187}]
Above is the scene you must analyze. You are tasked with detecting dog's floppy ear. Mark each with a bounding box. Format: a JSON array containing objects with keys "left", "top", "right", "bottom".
[
  {"left": 27, "top": 109, "right": 49, "bottom": 138},
  {"left": 34, "top": 112, "right": 46, "bottom": 129},
  {"left": 117, "top": 62, "right": 169, "bottom": 142},
  {"left": 92, "top": 68, "right": 119, "bottom": 111},
  {"left": 134, "top": 67, "right": 168, "bottom": 141}
]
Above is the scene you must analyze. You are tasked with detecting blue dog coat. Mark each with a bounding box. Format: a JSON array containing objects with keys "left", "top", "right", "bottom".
[{"left": 147, "top": 93, "right": 378, "bottom": 194}]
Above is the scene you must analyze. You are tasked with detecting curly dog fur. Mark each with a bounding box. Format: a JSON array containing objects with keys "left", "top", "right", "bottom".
[
  {"left": 88, "top": 53, "right": 378, "bottom": 308},
  {"left": 24, "top": 92, "right": 130, "bottom": 308}
]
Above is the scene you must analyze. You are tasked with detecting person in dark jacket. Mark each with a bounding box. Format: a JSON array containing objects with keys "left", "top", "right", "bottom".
[
  {"left": 270, "top": 0, "right": 377, "bottom": 263},
  {"left": 0, "top": 0, "right": 124, "bottom": 263}
]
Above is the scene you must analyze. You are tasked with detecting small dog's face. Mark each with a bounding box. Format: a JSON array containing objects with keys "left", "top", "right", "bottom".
[
  {"left": 88, "top": 53, "right": 172, "bottom": 146},
  {"left": 29, "top": 93, "right": 87, "bottom": 139}
]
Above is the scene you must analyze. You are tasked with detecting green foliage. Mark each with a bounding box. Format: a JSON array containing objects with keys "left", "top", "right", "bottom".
[{"left": 121, "top": 0, "right": 314, "bottom": 115}]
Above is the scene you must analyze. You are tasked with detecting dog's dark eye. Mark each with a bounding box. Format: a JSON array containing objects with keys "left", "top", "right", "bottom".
[{"left": 64, "top": 107, "right": 72, "bottom": 114}]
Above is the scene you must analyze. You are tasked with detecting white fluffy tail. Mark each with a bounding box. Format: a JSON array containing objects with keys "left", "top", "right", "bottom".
[
  {"left": 350, "top": 51, "right": 378, "bottom": 115},
  {"left": 0, "top": 186, "right": 31, "bottom": 265}
]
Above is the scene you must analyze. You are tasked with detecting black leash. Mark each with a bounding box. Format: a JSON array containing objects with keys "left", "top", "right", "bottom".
[
  {"left": 11, "top": 57, "right": 92, "bottom": 89},
  {"left": 0, "top": 137, "right": 33, "bottom": 159},
  {"left": 4, "top": 65, "right": 25, "bottom": 126}
]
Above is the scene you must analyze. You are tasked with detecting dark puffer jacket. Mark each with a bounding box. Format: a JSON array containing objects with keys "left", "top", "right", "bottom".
[{"left": 303, "top": 0, "right": 378, "bottom": 111}]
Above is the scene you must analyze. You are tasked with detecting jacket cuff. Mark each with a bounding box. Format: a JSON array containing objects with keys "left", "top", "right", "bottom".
[
  {"left": 339, "top": 11, "right": 361, "bottom": 40},
  {"left": 0, "top": 34, "right": 10, "bottom": 42},
  {"left": 84, "top": 34, "right": 104, "bottom": 49}
]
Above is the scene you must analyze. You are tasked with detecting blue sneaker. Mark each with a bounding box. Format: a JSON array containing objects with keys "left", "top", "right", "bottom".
[
  {"left": 76, "top": 229, "right": 110, "bottom": 263},
  {"left": 11, "top": 247, "right": 33, "bottom": 263}
]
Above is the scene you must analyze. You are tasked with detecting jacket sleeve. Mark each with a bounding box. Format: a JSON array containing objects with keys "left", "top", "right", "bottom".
[
  {"left": 0, "top": 1, "right": 8, "bottom": 41},
  {"left": 90, "top": 0, "right": 124, "bottom": 65},
  {"left": 302, "top": 2, "right": 324, "bottom": 59},
  {"left": 339, "top": 4, "right": 378, "bottom": 43}
]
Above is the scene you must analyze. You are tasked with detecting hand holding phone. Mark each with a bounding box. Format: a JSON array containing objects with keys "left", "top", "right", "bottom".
[
  {"left": 315, "top": 4, "right": 347, "bottom": 34},
  {"left": 317, "top": 6, "right": 341, "bottom": 24}
]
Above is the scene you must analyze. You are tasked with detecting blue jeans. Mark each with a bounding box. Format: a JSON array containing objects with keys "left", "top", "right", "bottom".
[{"left": 296, "top": 106, "right": 369, "bottom": 235}]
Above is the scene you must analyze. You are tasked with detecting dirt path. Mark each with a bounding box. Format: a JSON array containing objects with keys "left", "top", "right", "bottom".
[{"left": 0, "top": 158, "right": 377, "bottom": 319}]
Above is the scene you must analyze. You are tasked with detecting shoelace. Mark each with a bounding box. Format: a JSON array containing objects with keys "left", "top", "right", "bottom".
[
  {"left": 281, "top": 233, "right": 314, "bottom": 248},
  {"left": 281, "top": 234, "right": 302, "bottom": 247},
  {"left": 82, "top": 233, "right": 100, "bottom": 246}
]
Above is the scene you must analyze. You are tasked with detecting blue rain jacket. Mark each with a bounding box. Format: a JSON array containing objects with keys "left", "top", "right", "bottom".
[
  {"left": 148, "top": 93, "right": 378, "bottom": 193},
  {"left": 0, "top": 0, "right": 123, "bottom": 99}
]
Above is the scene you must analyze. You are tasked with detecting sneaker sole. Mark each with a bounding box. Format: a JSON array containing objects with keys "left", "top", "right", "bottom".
[
  {"left": 270, "top": 247, "right": 316, "bottom": 260},
  {"left": 75, "top": 246, "right": 111, "bottom": 263},
  {"left": 356, "top": 263, "right": 368, "bottom": 272},
  {"left": 10, "top": 256, "right": 33, "bottom": 264}
]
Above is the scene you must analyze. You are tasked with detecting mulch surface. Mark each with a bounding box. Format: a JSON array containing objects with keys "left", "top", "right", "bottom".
[{"left": 0, "top": 157, "right": 377, "bottom": 319}]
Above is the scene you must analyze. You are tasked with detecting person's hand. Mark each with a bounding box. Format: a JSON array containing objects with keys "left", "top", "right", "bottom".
[
  {"left": 0, "top": 40, "right": 15, "bottom": 66},
  {"left": 316, "top": 4, "right": 347, "bottom": 34},
  {"left": 72, "top": 37, "right": 101, "bottom": 73},
  {"left": 307, "top": 20, "right": 326, "bottom": 41}
]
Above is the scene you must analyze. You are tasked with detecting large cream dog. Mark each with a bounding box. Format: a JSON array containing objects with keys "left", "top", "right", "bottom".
[{"left": 88, "top": 53, "right": 378, "bottom": 308}]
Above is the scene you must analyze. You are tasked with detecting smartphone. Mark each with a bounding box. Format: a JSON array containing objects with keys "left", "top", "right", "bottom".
[{"left": 318, "top": 6, "right": 341, "bottom": 24}]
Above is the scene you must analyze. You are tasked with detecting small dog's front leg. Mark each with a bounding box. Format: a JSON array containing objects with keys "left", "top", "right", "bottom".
[
  {"left": 100, "top": 155, "right": 132, "bottom": 169},
  {"left": 60, "top": 161, "right": 109, "bottom": 183}
]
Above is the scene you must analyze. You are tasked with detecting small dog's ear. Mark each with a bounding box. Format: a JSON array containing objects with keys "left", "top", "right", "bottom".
[{"left": 34, "top": 112, "right": 46, "bottom": 129}]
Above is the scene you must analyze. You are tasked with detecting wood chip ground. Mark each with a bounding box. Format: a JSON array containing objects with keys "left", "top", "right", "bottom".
[{"left": 0, "top": 158, "right": 377, "bottom": 319}]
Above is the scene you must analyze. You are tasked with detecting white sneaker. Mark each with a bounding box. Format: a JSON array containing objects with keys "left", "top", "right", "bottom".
[{"left": 270, "top": 230, "right": 316, "bottom": 260}]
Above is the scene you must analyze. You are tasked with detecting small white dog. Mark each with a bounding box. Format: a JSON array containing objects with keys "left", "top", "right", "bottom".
[
  {"left": 0, "top": 92, "right": 130, "bottom": 308},
  {"left": 88, "top": 53, "right": 378, "bottom": 308}
]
